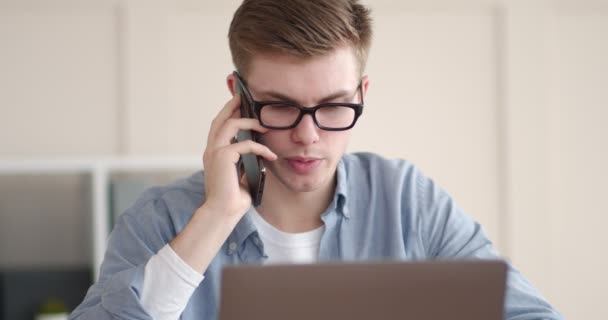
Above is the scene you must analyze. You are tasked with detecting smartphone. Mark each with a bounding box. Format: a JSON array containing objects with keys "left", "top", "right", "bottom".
[{"left": 234, "top": 75, "right": 266, "bottom": 207}]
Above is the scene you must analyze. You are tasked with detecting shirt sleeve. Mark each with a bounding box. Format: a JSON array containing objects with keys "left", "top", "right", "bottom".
[
  {"left": 413, "top": 170, "right": 564, "bottom": 320},
  {"left": 69, "top": 197, "right": 182, "bottom": 320},
  {"left": 141, "top": 244, "right": 204, "bottom": 320}
]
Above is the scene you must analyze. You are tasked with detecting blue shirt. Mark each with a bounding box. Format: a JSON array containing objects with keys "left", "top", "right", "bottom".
[{"left": 70, "top": 152, "right": 562, "bottom": 319}]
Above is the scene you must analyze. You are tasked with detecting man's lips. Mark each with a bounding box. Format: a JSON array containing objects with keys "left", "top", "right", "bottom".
[
  {"left": 285, "top": 157, "right": 322, "bottom": 174},
  {"left": 286, "top": 156, "right": 321, "bottom": 162}
]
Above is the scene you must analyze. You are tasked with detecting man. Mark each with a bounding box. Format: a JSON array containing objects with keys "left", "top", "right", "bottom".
[{"left": 70, "top": 0, "right": 562, "bottom": 319}]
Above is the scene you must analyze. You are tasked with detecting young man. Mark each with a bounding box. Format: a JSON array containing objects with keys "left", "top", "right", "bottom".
[{"left": 70, "top": 1, "right": 562, "bottom": 319}]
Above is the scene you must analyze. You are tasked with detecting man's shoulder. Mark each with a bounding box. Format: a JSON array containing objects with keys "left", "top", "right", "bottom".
[
  {"left": 104, "top": 171, "right": 205, "bottom": 260},
  {"left": 119, "top": 171, "right": 205, "bottom": 226},
  {"left": 341, "top": 152, "right": 418, "bottom": 177},
  {"left": 339, "top": 152, "right": 425, "bottom": 196},
  {"left": 131, "top": 171, "right": 204, "bottom": 207}
]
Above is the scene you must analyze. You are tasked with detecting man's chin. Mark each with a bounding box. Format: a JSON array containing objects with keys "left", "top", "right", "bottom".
[
  {"left": 281, "top": 176, "right": 323, "bottom": 193},
  {"left": 274, "top": 170, "right": 326, "bottom": 193}
]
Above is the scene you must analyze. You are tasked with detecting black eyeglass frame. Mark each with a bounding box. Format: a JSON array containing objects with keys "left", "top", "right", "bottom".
[{"left": 233, "top": 72, "right": 364, "bottom": 131}]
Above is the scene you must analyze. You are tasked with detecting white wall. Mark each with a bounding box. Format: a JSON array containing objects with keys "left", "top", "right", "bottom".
[{"left": 1, "top": 0, "right": 607, "bottom": 318}]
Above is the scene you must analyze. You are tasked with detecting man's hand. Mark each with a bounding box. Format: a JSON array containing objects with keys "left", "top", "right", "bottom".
[
  {"left": 202, "top": 94, "right": 276, "bottom": 219},
  {"left": 170, "top": 94, "right": 276, "bottom": 274}
]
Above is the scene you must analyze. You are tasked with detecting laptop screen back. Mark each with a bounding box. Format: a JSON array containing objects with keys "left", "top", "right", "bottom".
[{"left": 219, "top": 260, "right": 507, "bottom": 320}]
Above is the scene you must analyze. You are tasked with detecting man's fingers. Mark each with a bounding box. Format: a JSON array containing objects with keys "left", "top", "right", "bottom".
[
  {"left": 208, "top": 118, "right": 270, "bottom": 151},
  {"left": 208, "top": 95, "right": 241, "bottom": 143},
  {"left": 221, "top": 140, "right": 277, "bottom": 164},
  {"left": 215, "top": 118, "right": 269, "bottom": 146}
]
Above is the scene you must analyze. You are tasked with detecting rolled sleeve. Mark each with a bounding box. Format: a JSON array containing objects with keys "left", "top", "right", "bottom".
[{"left": 70, "top": 197, "right": 175, "bottom": 319}]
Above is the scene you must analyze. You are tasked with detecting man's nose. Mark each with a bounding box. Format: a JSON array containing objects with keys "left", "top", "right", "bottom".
[{"left": 291, "top": 114, "right": 320, "bottom": 145}]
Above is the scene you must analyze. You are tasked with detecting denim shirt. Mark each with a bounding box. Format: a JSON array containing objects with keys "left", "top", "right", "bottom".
[{"left": 70, "top": 152, "right": 562, "bottom": 320}]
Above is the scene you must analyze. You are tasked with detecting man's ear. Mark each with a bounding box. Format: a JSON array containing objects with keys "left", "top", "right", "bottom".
[
  {"left": 360, "top": 74, "right": 370, "bottom": 101},
  {"left": 226, "top": 73, "right": 237, "bottom": 96}
]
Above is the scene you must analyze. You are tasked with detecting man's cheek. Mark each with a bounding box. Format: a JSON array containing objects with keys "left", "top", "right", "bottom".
[{"left": 258, "top": 131, "right": 282, "bottom": 150}]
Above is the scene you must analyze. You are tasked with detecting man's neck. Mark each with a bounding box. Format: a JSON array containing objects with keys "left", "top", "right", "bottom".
[{"left": 256, "top": 174, "right": 336, "bottom": 233}]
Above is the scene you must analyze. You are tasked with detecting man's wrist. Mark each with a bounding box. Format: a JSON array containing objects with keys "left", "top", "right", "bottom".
[
  {"left": 169, "top": 204, "right": 243, "bottom": 273},
  {"left": 195, "top": 202, "right": 244, "bottom": 232}
]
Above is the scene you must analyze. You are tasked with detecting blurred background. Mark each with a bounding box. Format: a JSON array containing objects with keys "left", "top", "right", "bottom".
[{"left": 0, "top": 0, "right": 606, "bottom": 319}]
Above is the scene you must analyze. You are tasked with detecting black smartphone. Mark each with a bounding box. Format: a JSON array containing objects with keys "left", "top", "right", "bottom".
[{"left": 234, "top": 74, "right": 266, "bottom": 207}]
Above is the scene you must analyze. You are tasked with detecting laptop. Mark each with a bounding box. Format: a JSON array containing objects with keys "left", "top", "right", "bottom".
[{"left": 219, "top": 260, "right": 507, "bottom": 320}]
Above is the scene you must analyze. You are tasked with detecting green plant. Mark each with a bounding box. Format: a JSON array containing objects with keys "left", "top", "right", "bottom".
[{"left": 38, "top": 298, "right": 67, "bottom": 314}]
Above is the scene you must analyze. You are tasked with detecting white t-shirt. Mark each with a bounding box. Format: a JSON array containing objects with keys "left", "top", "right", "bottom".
[{"left": 250, "top": 209, "right": 324, "bottom": 264}]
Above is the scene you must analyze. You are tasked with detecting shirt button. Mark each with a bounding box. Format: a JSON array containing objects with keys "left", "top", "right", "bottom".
[{"left": 228, "top": 242, "right": 237, "bottom": 252}]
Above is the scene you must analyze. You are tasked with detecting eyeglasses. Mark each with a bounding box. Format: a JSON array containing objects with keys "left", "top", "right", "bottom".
[{"left": 234, "top": 72, "right": 364, "bottom": 131}]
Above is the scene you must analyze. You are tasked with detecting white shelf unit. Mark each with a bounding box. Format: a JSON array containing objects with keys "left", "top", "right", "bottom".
[{"left": 0, "top": 157, "right": 201, "bottom": 280}]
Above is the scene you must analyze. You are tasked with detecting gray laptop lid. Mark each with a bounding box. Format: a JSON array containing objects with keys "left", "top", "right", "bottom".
[{"left": 219, "top": 260, "right": 507, "bottom": 320}]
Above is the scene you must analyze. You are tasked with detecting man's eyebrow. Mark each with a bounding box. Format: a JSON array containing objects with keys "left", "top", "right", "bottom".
[{"left": 258, "top": 89, "right": 354, "bottom": 103}]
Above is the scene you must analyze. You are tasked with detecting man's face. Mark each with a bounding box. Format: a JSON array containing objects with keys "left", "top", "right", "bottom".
[{"left": 238, "top": 47, "right": 368, "bottom": 194}]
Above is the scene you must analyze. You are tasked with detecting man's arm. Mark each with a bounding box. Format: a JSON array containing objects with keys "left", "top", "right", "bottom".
[
  {"left": 70, "top": 93, "right": 276, "bottom": 320},
  {"left": 170, "top": 93, "right": 276, "bottom": 273},
  {"left": 413, "top": 170, "right": 563, "bottom": 320}
]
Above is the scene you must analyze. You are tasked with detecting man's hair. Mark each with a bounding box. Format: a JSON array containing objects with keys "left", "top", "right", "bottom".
[{"left": 228, "top": 0, "right": 372, "bottom": 77}]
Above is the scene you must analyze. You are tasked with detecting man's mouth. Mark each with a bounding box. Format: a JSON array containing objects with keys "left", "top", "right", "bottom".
[{"left": 285, "top": 157, "right": 322, "bottom": 174}]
